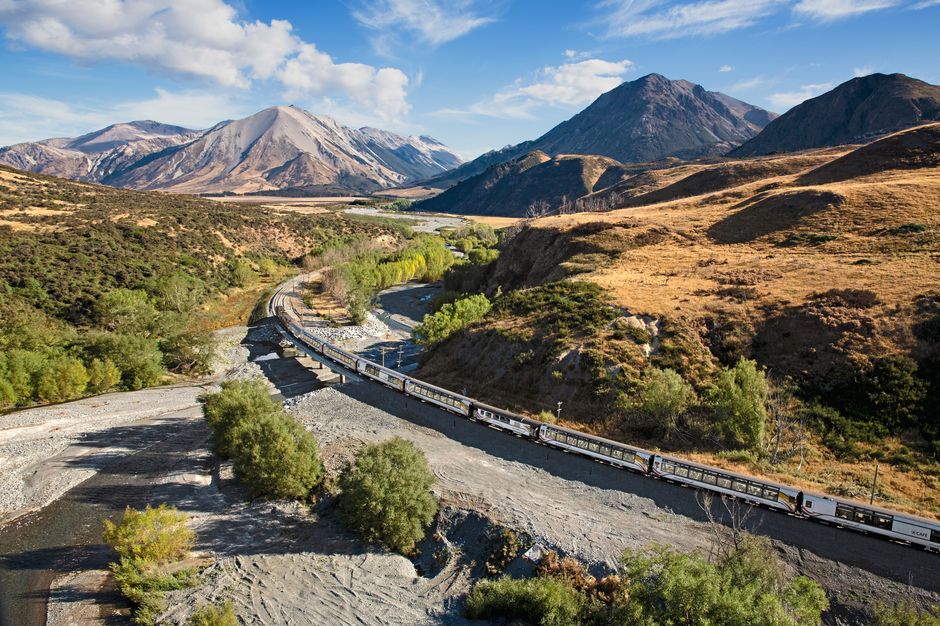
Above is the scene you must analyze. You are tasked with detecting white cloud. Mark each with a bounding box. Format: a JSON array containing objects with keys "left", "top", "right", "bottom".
[
  {"left": 767, "top": 82, "right": 834, "bottom": 109},
  {"left": 598, "top": 0, "right": 785, "bottom": 39},
  {"left": 436, "top": 58, "right": 634, "bottom": 120},
  {"left": 0, "top": 0, "right": 411, "bottom": 122},
  {"left": 853, "top": 65, "right": 874, "bottom": 76},
  {"left": 0, "top": 88, "right": 249, "bottom": 145},
  {"left": 279, "top": 44, "right": 410, "bottom": 121},
  {"left": 720, "top": 64, "right": 735, "bottom": 72},
  {"left": 793, "top": 0, "right": 898, "bottom": 20},
  {"left": 352, "top": 0, "right": 493, "bottom": 47},
  {"left": 731, "top": 76, "right": 768, "bottom": 90},
  {"left": 911, "top": 0, "right": 940, "bottom": 7}
]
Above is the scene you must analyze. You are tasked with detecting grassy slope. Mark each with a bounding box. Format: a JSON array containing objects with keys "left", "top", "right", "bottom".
[{"left": 419, "top": 124, "right": 940, "bottom": 517}]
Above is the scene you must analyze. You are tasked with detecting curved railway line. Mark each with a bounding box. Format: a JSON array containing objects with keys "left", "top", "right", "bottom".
[{"left": 269, "top": 277, "right": 940, "bottom": 555}]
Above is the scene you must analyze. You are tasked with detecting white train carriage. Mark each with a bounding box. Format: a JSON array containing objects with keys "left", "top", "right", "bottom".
[
  {"left": 538, "top": 424, "right": 653, "bottom": 473},
  {"left": 651, "top": 456, "right": 799, "bottom": 513},
  {"left": 300, "top": 330, "right": 325, "bottom": 353},
  {"left": 322, "top": 344, "right": 358, "bottom": 371},
  {"left": 403, "top": 378, "right": 472, "bottom": 416},
  {"left": 358, "top": 360, "right": 406, "bottom": 392},
  {"left": 471, "top": 402, "right": 538, "bottom": 438},
  {"left": 801, "top": 493, "right": 940, "bottom": 550}
]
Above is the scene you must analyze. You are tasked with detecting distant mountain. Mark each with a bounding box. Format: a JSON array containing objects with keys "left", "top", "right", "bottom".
[
  {"left": 416, "top": 151, "right": 644, "bottom": 217},
  {"left": 729, "top": 73, "right": 940, "bottom": 157},
  {"left": 0, "top": 106, "right": 462, "bottom": 195},
  {"left": 420, "top": 73, "right": 775, "bottom": 189}
]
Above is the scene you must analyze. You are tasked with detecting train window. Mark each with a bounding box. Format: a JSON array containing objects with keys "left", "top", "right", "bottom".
[
  {"left": 747, "top": 484, "right": 763, "bottom": 497},
  {"left": 855, "top": 511, "right": 874, "bottom": 525},
  {"left": 662, "top": 461, "right": 675, "bottom": 473},
  {"left": 588, "top": 442, "right": 600, "bottom": 453},
  {"left": 873, "top": 514, "right": 892, "bottom": 529},
  {"left": 716, "top": 476, "right": 732, "bottom": 489},
  {"left": 688, "top": 469, "right": 703, "bottom": 481},
  {"left": 611, "top": 449, "right": 623, "bottom": 459},
  {"left": 675, "top": 466, "right": 689, "bottom": 478},
  {"left": 932, "top": 530, "right": 940, "bottom": 544},
  {"left": 732, "top": 480, "right": 747, "bottom": 493},
  {"left": 763, "top": 488, "right": 779, "bottom": 500},
  {"left": 702, "top": 473, "right": 717, "bottom": 485},
  {"left": 599, "top": 445, "right": 611, "bottom": 457},
  {"left": 835, "top": 505, "right": 853, "bottom": 521}
]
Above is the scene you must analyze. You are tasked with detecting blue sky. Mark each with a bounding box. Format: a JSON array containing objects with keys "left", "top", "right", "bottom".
[{"left": 0, "top": 0, "right": 938, "bottom": 159}]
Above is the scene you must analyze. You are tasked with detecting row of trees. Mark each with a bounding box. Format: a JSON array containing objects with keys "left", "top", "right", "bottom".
[{"left": 321, "top": 235, "right": 455, "bottom": 324}]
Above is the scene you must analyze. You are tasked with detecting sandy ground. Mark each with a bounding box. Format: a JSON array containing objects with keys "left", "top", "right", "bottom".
[{"left": 343, "top": 207, "right": 466, "bottom": 233}]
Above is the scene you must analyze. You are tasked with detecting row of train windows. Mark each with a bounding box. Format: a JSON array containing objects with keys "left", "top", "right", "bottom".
[
  {"left": 479, "top": 410, "right": 511, "bottom": 424},
  {"left": 835, "top": 504, "right": 893, "bottom": 529},
  {"left": 548, "top": 430, "right": 638, "bottom": 463},
  {"left": 326, "top": 349, "right": 355, "bottom": 367},
  {"left": 411, "top": 384, "right": 465, "bottom": 409},
  {"left": 661, "top": 461, "right": 780, "bottom": 501}
]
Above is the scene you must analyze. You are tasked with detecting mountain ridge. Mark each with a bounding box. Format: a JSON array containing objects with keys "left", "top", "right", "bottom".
[{"left": 0, "top": 106, "right": 463, "bottom": 195}]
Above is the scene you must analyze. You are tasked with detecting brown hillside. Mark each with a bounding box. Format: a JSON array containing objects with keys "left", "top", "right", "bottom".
[{"left": 420, "top": 128, "right": 940, "bottom": 517}]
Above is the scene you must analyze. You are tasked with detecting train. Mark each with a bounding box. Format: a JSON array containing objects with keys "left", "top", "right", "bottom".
[{"left": 272, "top": 300, "right": 940, "bottom": 553}]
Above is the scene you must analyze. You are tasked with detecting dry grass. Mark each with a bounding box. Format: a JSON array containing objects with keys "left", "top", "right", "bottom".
[
  {"left": 500, "top": 127, "right": 940, "bottom": 516},
  {"left": 464, "top": 215, "right": 525, "bottom": 229}
]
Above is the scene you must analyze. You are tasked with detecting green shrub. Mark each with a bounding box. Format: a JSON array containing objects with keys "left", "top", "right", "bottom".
[
  {"left": 631, "top": 367, "right": 696, "bottom": 436},
  {"left": 413, "top": 293, "right": 491, "bottom": 345},
  {"left": 464, "top": 576, "right": 585, "bottom": 626},
  {"left": 103, "top": 504, "right": 195, "bottom": 564},
  {"left": 84, "top": 333, "right": 165, "bottom": 390},
  {"left": 338, "top": 437, "right": 437, "bottom": 554},
  {"left": 96, "top": 288, "right": 160, "bottom": 335},
  {"left": 620, "top": 537, "right": 828, "bottom": 626},
  {"left": 201, "top": 379, "right": 323, "bottom": 499},
  {"left": 873, "top": 603, "right": 940, "bottom": 625},
  {"left": 538, "top": 410, "right": 558, "bottom": 424},
  {"left": 229, "top": 258, "right": 257, "bottom": 288},
  {"left": 160, "top": 330, "right": 216, "bottom": 375},
  {"left": 706, "top": 358, "right": 768, "bottom": 451},
  {"left": 35, "top": 355, "right": 88, "bottom": 402},
  {"left": 468, "top": 247, "right": 499, "bottom": 265},
  {"left": 87, "top": 357, "right": 122, "bottom": 393},
  {"left": 190, "top": 600, "right": 237, "bottom": 626},
  {"left": 839, "top": 356, "right": 927, "bottom": 432}
]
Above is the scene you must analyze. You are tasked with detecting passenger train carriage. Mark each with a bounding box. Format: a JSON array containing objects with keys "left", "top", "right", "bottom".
[
  {"left": 271, "top": 297, "right": 940, "bottom": 553},
  {"left": 404, "top": 378, "right": 472, "bottom": 416},
  {"left": 539, "top": 424, "right": 653, "bottom": 474},
  {"left": 651, "top": 456, "right": 800, "bottom": 512}
]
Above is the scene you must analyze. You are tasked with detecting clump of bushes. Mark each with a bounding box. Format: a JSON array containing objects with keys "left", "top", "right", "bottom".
[
  {"left": 465, "top": 535, "right": 829, "bottom": 626},
  {"left": 626, "top": 367, "right": 696, "bottom": 438},
  {"left": 337, "top": 437, "right": 437, "bottom": 554},
  {"left": 103, "top": 504, "right": 199, "bottom": 625},
  {"left": 413, "top": 293, "right": 492, "bottom": 345},
  {"left": 201, "top": 379, "right": 323, "bottom": 499}
]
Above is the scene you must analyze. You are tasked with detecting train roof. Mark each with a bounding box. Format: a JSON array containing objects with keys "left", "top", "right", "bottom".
[
  {"left": 405, "top": 375, "right": 474, "bottom": 403},
  {"left": 471, "top": 400, "right": 542, "bottom": 426}
]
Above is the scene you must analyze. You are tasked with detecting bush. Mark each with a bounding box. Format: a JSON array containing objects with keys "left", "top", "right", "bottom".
[
  {"left": 338, "top": 437, "right": 437, "bottom": 554},
  {"left": 84, "top": 333, "right": 165, "bottom": 390},
  {"left": 873, "top": 603, "right": 940, "bottom": 625},
  {"left": 413, "top": 293, "right": 491, "bottom": 345},
  {"left": 538, "top": 410, "right": 558, "bottom": 424},
  {"left": 103, "top": 504, "right": 195, "bottom": 564},
  {"left": 87, "top": 357, "right": 122, "bottom": 393},
  {"left": 840, "top": 356, "right": 927, "bottom": 432},
  {"left": 96, "top": 288, "right": 159, "bottom": 335},
  {"left": 620, "top": 537, "right": 828, "bottom": 626},
  {"left": 35, "top": 355, "right": 88, "bottom": 402},
  {"left": 190, "top": 600, "right": 237, "bottom": 626},
  {"left": 707, "top": 358, "right": 768, "bottom": 451},
  {"left": 468, "top": 247, "right": 499, "bottom": 265},
  {"left": 161, "top": 330, "right": 216, "bottom": 375},
  {"left": 201, "top": 379, "right": 323, "bottom": 499},
  {"left": 464, "top": 576, "right": 586, "bottom": 626},
  {"left": 631, "top": 367, "right": 696, "bottom": 436}
]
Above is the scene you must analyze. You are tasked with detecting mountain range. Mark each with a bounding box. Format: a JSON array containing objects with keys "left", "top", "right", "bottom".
[
  {"left": 0, "top": 106, "right": 462, "bottom": 195},
  {"left": 420, "top": 73, "right": 777, "bottom": 189}
]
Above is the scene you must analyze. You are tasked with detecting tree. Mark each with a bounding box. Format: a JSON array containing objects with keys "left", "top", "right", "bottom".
[
  {"left": 707, "top": 358, "right": 768, "bottom": 451},
  {"left": 413, "top": 294, "right": 492, "bottom": 345},
  {"left": 96, "top": 289, "right": 159, "bottom": 336},
  {"left": 84, "top": 333, "right": 165, "bottom": 390},
  {"left": 631, "top": 367, "right": 696, "bottom": 437},
  {"left": 338, "top": 437, "right": 438, "bottom": 554},
  {"left": 35, "top": 355, "right": 89, "bottom": 402},
  {"left": 161, "top": 330, "right": 216, "bottom": 375},
  {"left": 87, "top": 357, "right": 122, "bottom": 393},
  {"left": 201, "top": 379, "right": 323, "bottom": 499},
  {"left": 465, "top": 576, "right": 586, "bottom": 626}
]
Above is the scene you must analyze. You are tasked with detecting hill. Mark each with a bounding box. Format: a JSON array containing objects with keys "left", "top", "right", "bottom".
[
  {"left": 729, "top": 73, "right": 940, "bottom": 157},
  {"left": 0, "top": 164, "right": 401, "bottom": 407},
  {"left": 419, "top": 74, "right": 774, "bottom": 189},
  {"left": 416, "top": 126, "right": 940, "bottom": 517},
  {"left": 0, "top": 107, "right": 462, "bottom": 195},
  {"left": 416, "top": 151, "right": 636, "bottom": 216}
]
